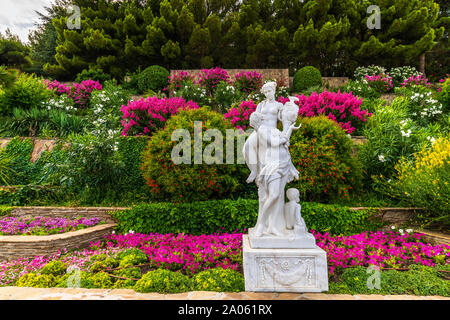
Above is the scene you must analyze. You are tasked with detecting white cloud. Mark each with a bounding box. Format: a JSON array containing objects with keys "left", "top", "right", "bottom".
[{"left": 0, "top": 0, "right": 53, "bottom": 42}]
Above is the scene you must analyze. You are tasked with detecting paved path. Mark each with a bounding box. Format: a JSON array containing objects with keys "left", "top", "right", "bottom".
[{"left": 0, "top": 287, "right": 448, "bottom": 300}]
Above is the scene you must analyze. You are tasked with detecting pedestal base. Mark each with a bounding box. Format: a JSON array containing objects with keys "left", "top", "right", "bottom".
[
  {"left": 248, "top": 227, "right": 316, "bottom": 249},
  {"left": 243, "top": 235, "right": 328, "bottom": 292}
]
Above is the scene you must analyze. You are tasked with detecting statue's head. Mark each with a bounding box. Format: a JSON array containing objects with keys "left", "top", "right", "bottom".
[
  {"left": 286, "top": 188, "right": 300, "bottom": 202},
  {"left": 249, "top": 111, "right": 263, "bottom": 130},
  {"left": 260, "top": 81, "right": 277, "bottom": 100}
]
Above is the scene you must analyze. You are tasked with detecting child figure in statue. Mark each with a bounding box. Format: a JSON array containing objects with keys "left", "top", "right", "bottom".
[{"left": 284, "top": 188, "right": 307, "bottom": 233}]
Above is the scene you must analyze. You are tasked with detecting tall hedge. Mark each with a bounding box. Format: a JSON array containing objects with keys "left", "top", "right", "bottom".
[{"left": 111, "top": 199, "right": 381, "bottom": 236}]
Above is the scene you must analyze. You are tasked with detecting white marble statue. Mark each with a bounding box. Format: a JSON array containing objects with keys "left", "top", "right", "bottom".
[
  {"left": 242, "top": 82, "right": 328, "bottom": 292},
  {"left": 244, "top": 82, "right": 301, "bottom": 238}
]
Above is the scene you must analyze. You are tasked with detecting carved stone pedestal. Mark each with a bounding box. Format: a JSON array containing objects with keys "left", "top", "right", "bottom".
[{"left": 243, "top": 235, "right": 328, "bottom": 292}]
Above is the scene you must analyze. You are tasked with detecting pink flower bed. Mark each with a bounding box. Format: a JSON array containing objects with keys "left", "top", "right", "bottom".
[
  {"left": 101, "top": 232, "right": 242, "bottom": 275},
  {"left": 1, "top": 230, "right": 447, "bottom": 286},
  {"left": 313, "top": 230, "right": 449, "bottom": 275},
  {"left": 44, "top": 79, "right": 102, "bottom": 109},
  {"left": 0, "top": 216, "right": 100, "bottom": 236},
  {"left": 120, "top": 96, "right": 199, "bottom": 136}
]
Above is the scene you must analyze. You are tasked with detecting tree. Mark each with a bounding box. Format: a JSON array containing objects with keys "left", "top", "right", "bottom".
[{"left": 0, "top": 30, "right": 31, "bottom": 69}]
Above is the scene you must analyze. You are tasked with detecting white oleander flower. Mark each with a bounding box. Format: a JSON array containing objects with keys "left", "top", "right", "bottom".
[{"left": 378, "top": 154, "right": 386, "bottom": 162}]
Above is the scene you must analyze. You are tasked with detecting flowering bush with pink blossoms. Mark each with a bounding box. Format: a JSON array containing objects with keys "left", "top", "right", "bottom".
[
  {"left": 401, "top": 75, "right": 432, "bottom": 88},
  {"left": 279, "top": 90, "right": 372, "bottom": 134},
  {"left": 44, "top": 79, "right": 102, "bottom": 109},
  {"left": 223, "top": 100, "right": 257, "bottom": 130},
  {"left": 233, "top": 71, "right": 263, "bottom": 94},
  {"left": 120, "top": 96, "right": 199, "bottom": 136},
  {"left": 198, "top": 67, "right": 230, "bottom": 94},
  {"left": 364, "top": 74, "right": 393, "bottom": 93},
  {"left": 167, "top": 71, "right": 195, "bottom": 92}
]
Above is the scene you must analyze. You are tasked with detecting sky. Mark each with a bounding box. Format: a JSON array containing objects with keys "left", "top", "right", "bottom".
[{"left": 0, "top": 0, "right": 52, "bottom": 42}]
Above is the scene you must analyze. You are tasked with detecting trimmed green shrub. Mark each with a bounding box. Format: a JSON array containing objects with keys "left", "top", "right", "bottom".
[
  {"left": 134, "top": 269, "right": 192, "bottom": 293},
  {"left": 329, "top": 265, "right": 450, "bottom": 296},
  {"left": 192, "top": 268, "right": 244, "bottom": 292},
  {"left": 289, "top": 116, "right": 363, "bottom": 202},
  {"left": 293, "top": 66, "right": 322, "bottom": 93},
  {"left": 111, "top": 199, "right": 381, "bottom": 236},
  {"left": 141, "top": 107, "right": 249, "bottom": 202},
  {"left": 117, "top": 248, "right": 148, "bottom": 267},
  {"left": 0, "top": 73, "right": 51, "bottom": 115},
  {"left": 136, "top": 65, "right": 169, "bottom": 94},
  {"left": 88, "top": 272, "right": 114, "bottom": 289},
  {"left": 16, "top": 273, "right": 57, "bottom": 288},
  {"left": 75, "top": 68, "right": 112, "bottom": 84},
  {"left": 40, "top": 261, "right": 67, "bottom": 277}
]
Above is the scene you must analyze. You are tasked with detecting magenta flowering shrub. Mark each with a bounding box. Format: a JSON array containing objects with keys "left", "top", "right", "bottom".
[
  {"left": 365, "top": 74, "right": 393, "bottom": 93},
  {"left": 278, "top": 90, "right": 371, "bottom": 134},
  {"left": 103, "top": 232, "right": 242, "bottom": 275},
  {"left": 120, "top": 96, "right": 199, "bottom": 136},
  {"left": 44, "top": 79, "right": 102, "bottom": 109},
  {"left": 0, "top": 216, "right": 100, "bottom": 236},
  {"left": 167, "top": 71, "right": 195, "bottom": 91},
  {"left": 198, "top": 67, "right": 230, "bottom": 94},
  {"left": 401, "top": 75, "right": 431, "bottom": 88},
  {"left": 314, "top": 230, "right": 449, "bottom": 275},
  {"left": 223, "top": 100, "right": 257, "bottom": 130},
  {"left": 233, "top": 71, "right": 263, "bottom": 94}
]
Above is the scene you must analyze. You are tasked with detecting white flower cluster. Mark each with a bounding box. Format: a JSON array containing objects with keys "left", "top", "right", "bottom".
[
  {"left": 390, "top": 226, "right": 413, "bottom": 234},
  {"left": 378, "top": 154, "right": 386, "bottom": 162},
  {"left": 410, "top": 92, "right": 443, "bottom": 119},
  {"left": 44, "top": 96, "right": 75, "bottom": 112}
]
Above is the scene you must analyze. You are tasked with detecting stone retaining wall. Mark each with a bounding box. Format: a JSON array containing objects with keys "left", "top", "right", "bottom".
[
  {"left": 0, "top": 224, "right": 115, "bottom": 261},
  {"left": 0, "top": 138, "right": 60, "bottom": 163}
]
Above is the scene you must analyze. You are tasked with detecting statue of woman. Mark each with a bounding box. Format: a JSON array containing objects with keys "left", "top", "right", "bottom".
[{"left": 243, "top": 82, "right": 300, "bottom": 237}]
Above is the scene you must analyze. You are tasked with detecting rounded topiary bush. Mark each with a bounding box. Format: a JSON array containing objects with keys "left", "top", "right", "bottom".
[
  {"left": 293, "top": 66, "right": 323, "bottom": 93},
  {"left": 137, "top": 65, "right": 169, "bottom": 93},
  {"left": 134, "top": 269, "right": 191, "bottom": 293},
  {"left": 289, "top": 115, "right": 362, "bottom": 202},
  {"left": 192, "top": 268, "right": 244, "bottom": 292},
  {"left": 141, "top": 107, "right": 249, "bottom": 202}
]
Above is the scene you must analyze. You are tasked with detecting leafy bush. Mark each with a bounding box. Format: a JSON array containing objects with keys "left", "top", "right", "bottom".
[
  {"left": 437, "top": 78, "right": 449, "bottom": 112},
  {"left": 40, "top": 261, "right": 67, "bottom": 277},
  {"left": 329, "top": 265, "right": 450, "bottom": 296},
  {"left": 120, "top": 96, "right": 199, "bottom": 136},
  {"left": 0, "top": 151, "right": 15, "bottom": 185},
  {"left": 293, "top": 66, "right": 322, "bottom": 92},
  {"left": 214, "top": 81, "right": 241, "bottom": 113},
  {"left": 116, "top": 248, "right": 148, "bottom": 267},
  {"left": 16, "top": 272, "right": 57, "bottom": 288},
  {"left": 379, "top": 137, "right": 449, "bottom": 228},
  {"left": 288, "top": 116, "right": 363, "bottom": 202},
  {"left": 134, "top": 269, "right": 191, "bottom": 293},
  {"left": 111, "top": 199, "right": 380, "bottom": 236},
  {"left": 136, "top": 65, "right": 169, "bottom": 94},
  {"left": 0, "top": 137, "right": 34, "bottom": 185},
  {"left": 0, "top": 206, "right": 14, "bottom": 216},
  {"left": 75, "top": 67, "right": 112, "bottom": 84},
  {"left": 172, "top": 80, "right": 211, "bottom": 106},
  {"left": 192, "top": 268, "right": 244, "bottom": 292},
  {"left": 359, "top": 97, "right": 440, "bottom": 184},
  {"left": 0, "top": 73, "right": 51, "bottom": 115},
  {"left": 167, "top": 70, "right": 195, "bottom": 92},
  {"left": 141, "top": 107, "right": 249, "bottom": 202}
]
